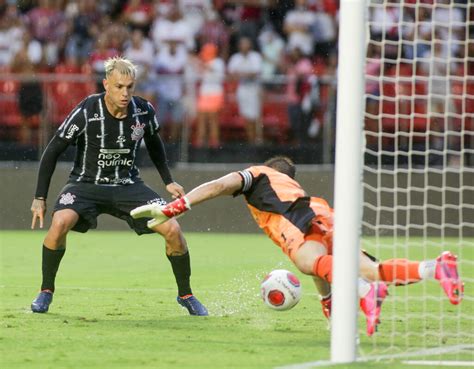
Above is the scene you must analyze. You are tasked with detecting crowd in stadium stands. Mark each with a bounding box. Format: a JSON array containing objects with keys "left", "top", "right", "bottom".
[
  {"left": 365, "top": 0, "right": 473, "bottom": 166},
  {"left": 0, "top": 0, "right": 472, "bottom": 160},
  {"left": 0, "top": 0, "right": 337, "bottom": 148}
]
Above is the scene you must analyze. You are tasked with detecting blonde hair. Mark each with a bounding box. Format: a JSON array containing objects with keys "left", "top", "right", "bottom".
[{"left": 104, "top": 56, "right": 137, "bottom": 79}]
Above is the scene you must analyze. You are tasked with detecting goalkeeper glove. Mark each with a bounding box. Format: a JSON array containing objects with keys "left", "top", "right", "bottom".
[
  {"left": 130, "top": 197, "right": 191, "bottom": 228},
  {"left": 161, "top": 197, "right": 191, "bottom": 218}
]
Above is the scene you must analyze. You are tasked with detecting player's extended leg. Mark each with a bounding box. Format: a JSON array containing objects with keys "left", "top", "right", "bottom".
[
  {"left": 360, "top": 251, "right": 464, "bottom": 305},
  {"left": 31, "top": 209, "right": 79, "bottom": 313},
  {"left": 149, "top": 219, "right": 208, "bottom": 316}
]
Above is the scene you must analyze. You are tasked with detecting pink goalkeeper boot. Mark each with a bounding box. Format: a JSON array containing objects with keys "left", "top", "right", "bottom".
[
  {"left": 435, "top": 251, "right": 464, "bottom": 305},
  {"left": 360, "top": 282, "right": 388, "bottom": 336}
]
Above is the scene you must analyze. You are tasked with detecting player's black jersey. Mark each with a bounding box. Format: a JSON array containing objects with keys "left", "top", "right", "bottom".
[{"left": 55, "top": 93, "right": 160, "bottom": 185}]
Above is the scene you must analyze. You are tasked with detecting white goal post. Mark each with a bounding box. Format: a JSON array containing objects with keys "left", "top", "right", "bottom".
[
  {"left": 331, "top": 0, "right": 367, "bottom": 363},
  {"left": 332, "top": 0, "right": 473, "bottom": 364}
]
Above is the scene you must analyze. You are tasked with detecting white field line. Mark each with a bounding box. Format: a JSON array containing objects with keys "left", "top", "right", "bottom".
[
  {"left": 274, "top": 344, "right": 474, "bottom": 369},
  {"left": 402, "top": 360, "right": 474, "bottom": 367}
]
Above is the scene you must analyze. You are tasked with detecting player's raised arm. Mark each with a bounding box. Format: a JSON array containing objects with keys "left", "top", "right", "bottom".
[{"left": 130, "top": 172, "right": 245, "bottom": 226}]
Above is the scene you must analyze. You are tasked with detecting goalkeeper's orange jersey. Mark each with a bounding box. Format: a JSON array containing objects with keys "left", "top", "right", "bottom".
[{"left": 236, "top": 166, "right": 334, "bottom": 260}]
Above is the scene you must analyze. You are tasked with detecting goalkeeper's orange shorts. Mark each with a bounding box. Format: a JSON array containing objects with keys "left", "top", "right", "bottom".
[
  {"left": 304, "top": 217, "right": 334, "bottom": 255},
  {"left": 274, "top": 198, "right": 334, "bottom": 262},
  {"left": 303, "top": 197, "right": 334, "bottom": 255}
]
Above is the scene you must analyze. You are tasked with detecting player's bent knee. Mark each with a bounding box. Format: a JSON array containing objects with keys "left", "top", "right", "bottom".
[
  {"left": 293, "top": 258, "right": 314, "bottom": 276},
  {"left": 359, "top": 251, "right": 380, "bottom": 282},
  {"left": 50, "top": 211, "right": 78, "bottom": 236},
  {"left": 359, "top": 264, "right": 379, "bottom": 282},
  {"left": 154, "top": 219, "right": 184, "bottom": 242},
  {"left": 292, "top": 241, "right": 328, "bottom": 275},
  {"left": 292, "top": 254, "right": 318, "bottom": 276}
]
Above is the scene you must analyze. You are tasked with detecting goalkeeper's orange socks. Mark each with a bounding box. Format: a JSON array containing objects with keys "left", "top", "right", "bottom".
[
  {"left": 312, "top": 255, "right": 333, "bottom": 283},
  {"left": 378, "top": 258, "right": 427, "bottom": 285},
  {"left": 312, "top": 255, "right": 437, "bottom": 286}
]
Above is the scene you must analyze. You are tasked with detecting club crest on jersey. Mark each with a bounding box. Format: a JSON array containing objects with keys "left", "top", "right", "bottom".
[
  {"left": 88, "top": 113, "right": 103, "bottom": 122},
  {"left": 59, "top": 192, "right": 76, "bottom": 205},
  {"left": 131, "top": 122, "right": 146, "bottom": 141}
]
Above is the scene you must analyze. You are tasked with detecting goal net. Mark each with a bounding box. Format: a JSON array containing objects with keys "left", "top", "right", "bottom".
[{"left": 361, "top": 0, "right": 473, "bottom": 362}]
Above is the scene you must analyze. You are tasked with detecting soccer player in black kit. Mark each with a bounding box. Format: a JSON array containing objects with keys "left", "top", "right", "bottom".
[{"left": 30, "top": 57, "right": 208, "bottom": 316}]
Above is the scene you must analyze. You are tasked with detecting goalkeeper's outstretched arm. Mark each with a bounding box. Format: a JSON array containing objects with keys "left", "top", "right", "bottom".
[
  {"left": 185, "top": 172, "right": 243, "bottom": 206},
  {"left": 130, "top": 172, "right": 243, "bottom": 223}
]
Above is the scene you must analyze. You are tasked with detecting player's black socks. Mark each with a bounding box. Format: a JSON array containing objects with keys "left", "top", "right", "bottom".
[
  {"left": 41, "top": 245, "right": 65, "bottom": 292},
  {"left": 167, "top": 251, "right": 192, "bottom": 297}
]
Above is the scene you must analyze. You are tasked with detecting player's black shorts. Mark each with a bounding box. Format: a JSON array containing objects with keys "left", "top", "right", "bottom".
[{"left": 53, "top": 182, "right": 167, "bottom": 235}]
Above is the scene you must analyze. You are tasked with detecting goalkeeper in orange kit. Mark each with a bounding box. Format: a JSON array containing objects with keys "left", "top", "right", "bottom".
[{"left": 131, "top": 156, "right": 464, "bottom": 336}]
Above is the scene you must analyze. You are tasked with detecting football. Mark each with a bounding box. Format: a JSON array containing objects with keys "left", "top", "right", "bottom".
[{"left": 260, "top": 269, "right": 302, "bottom": 311}]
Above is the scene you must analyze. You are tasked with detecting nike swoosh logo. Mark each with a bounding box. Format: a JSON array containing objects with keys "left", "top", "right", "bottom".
[{"left": 96, "top": 134, "right": 108, "bottom": 138}]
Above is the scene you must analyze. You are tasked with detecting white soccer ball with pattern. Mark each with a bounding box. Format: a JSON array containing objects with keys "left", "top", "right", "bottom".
[{"left": 260, "top": 269, "right": 302, "bottom": 311}]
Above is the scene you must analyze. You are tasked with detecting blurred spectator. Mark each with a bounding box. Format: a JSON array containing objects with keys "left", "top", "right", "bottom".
[
  {"left": 124, "top": 29, "right": 155, "bottom": 101},
  {"left": 283, "top": 46, "right": 313, "bottom": 144},
  {"left": 432, "top": 0, "right": 465, "bottom": 57},
  {"left": 365, "top": 43, "right": 381, "bottom": 144},
  {"left": 231, "top": 0, "right": 266, "bottom": 45},
  {"left": 121, "top": 0, "right": 154, "bottom": 34},
  {"left": 197, "top": 9, "right": 230, "bottom": 60},
  {"left": 420, "top": 40, "right": 454, "bottom": 119},
  {"left": 365, "top": 43, "right": 381, "bottom": 96},
  {"left": 265, "top": 0, "right": 293, "bottom": 36},
  {"left": 23, "top": 0, "right": 67, "bottom": 66},
  {"left": 20, "top": 29, "right": 43, "bottom": 66},
  {"left": 310, "top": 0, "right": 337, "bottom": 60},
  {"left": 370, "top": 3, "right": 400, "bottom": 41},
  {"left": 178, "top": 0, "right": 213, "bottom": 36},
  {"left": 365, "top": 42, "right": 380, "bottom": 149},
  {"left": 65, "top": 0, "right": 100, "bottom": 64},
  {"left": 258, "top": 25, "right": 285, "bottom": 87},
  {"left": 283, "top": 0, "right": 316, "bottom": 57},
  {"left": 154, "top": 39, "right": 188, "bottom": 143},
  {"left": 195, "top": 43, "right": 225, "bottom": 148},
  {"left": 106, "top": 21, "right": 130, "bottom": 54},
  {"left": 89, "top": 36, "right": 119, "bottom": 92},
  {"left": 11, "top": 45, "right": 43, "bottom": 146},
  {"left": 318, "top": 0, "right": 338, "bottom": 17},
  {"left": 0, "top": 3, "right": 23, "bottom": 67},
  {"left": 151, "top": 4, "right": 194, "bottom": 53},
  {"left": 402, "top": 6, "right": 432, "bottom": 60},
  {"left": 420, "top": 40, "right": 457, "bottom": 156},
  {"left": 228, "top": 36, "right": 263, "bottom": 144}
]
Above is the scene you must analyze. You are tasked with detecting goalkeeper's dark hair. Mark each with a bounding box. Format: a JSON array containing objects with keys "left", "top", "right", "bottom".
[{"left": 264, "top": 156, "right": 296, "bottom": 179}]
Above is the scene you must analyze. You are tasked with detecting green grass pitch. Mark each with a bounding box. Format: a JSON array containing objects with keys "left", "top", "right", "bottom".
[{"left": 1, "top": 231, "right": 472, "bottom": 369}]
